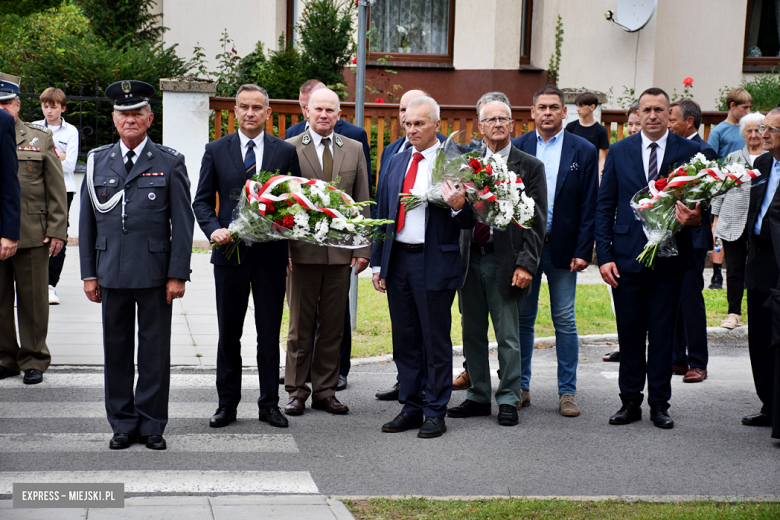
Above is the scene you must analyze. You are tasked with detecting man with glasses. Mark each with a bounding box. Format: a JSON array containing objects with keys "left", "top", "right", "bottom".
[
  {"left": 742, "top": 109, "right": 780, "bottom": 433},
  {"left": 512, "top": 85, "right": 599, "bottom": 417},
  {"left": 446, "top": 96, "right": 547, "bottom": 427}
]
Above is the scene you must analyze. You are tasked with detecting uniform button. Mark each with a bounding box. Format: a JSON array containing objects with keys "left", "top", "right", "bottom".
[
  {"left": 40, "top": 209, "right": 44, "bottom": 212},
  {"left": 123, "top": 229, "right": 128, "bottom": 234}
]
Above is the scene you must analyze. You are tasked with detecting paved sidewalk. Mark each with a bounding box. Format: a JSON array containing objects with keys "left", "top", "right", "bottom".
[{"left": 0, "top": 495, "right": 354, "bottom": 519}]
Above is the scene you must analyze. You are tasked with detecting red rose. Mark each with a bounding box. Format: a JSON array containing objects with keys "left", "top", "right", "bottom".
[
  {"left": 283, "top": 214, "right": 295, "bottom": 228},
  {"left": 485, "top": 164, "right": 493, "bottom": 176},
  {"left": 468, "top": 158, "right": 483, "bottom": 172},
  {"left": 654, "top": 178, "right": 668, "bottom": 190},
  {"left": 266, "top": 204, "right": 275, "bottom": 212},
  {"left": 683, "top": 77, "right": 694, "bottom": 87},
  {"left": 286, "top": 199, "right": 294, "bottom": 206},
  {"left": 374, "top": 98, "right": 384, "bottom": 103},
  {"left": 351, "top": 57, "right": 357, "bottom": 64}
]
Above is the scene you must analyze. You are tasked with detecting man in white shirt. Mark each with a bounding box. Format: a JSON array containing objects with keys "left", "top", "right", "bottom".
[{"left": 34, "top": 87, "right": 79, "bottom": 304}]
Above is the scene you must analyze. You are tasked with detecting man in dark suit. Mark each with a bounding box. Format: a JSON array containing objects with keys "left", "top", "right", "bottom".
[
  {"left": 285, "top": 80, "right": 371, "bottom": 390},
  {"left": 0, "top": 108, "right": 19, "bottom": 264},
  {"left": 446, "top": 96, "right": 547, "bottom": 427},
  {"left": 513, "top": 85, "right": 599, "bottom": 417},
  {"left": 668, "top": 99, "right": 716, "bottom": 384},
  {"left": 80, "top": 80, "right": 195, "bottom": 450},
  {"left": 742, "top": 107, "right": 780, "bottom": 430},
  {"left": 193, "top": 84, "right": 301, "bottom": 429},
  {"left": 371, "top": 95, "right": 473, "bottom": 438},
  {"left": 373, "top": 88, "right": 446, "bottom": 401},
  {"left": 596, "top": 87, "right": 702, "bottom": 429}
]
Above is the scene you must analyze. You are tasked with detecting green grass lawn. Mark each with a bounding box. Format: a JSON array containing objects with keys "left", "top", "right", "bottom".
[
  {"left": 346, "top": 498, "right": 780, "bottom": 520},
  {"left": 279, "top": 280, "right": 744, "bottom": 359}
]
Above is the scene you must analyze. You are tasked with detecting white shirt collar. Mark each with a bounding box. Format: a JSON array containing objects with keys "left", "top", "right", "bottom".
[
  {"left": 413, "top": 139, "right": 441, "bottom": 160},
  {"left": 119, "top": 136, "right": 148, "bottom": 159},
  {"left": 238, "top": 129, "right": 264, "bottom": 149},
  {"left": 640, "top": 129, "right": 669, "bottom": 151},
  {"left": 310, "top": 129, "right": 335, "bottom": 148},
  {"left": 486, "top": 141, "right": 512, "bottom": 159},
  {"left": 686, "top": 132, "right": 698, "bottom": 140},
  {"left": 536, "top": 127, "right": 565, "bottom": 145}
]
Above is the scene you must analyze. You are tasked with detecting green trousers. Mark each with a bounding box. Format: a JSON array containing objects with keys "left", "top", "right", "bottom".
[{"left": 460, "top": 252, "right": 522, "bottom": 407}]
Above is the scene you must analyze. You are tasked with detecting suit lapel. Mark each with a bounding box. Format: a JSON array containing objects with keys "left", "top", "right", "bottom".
[
  {"left": 109, "top": 142, "right": 127, "bottom": 180},
  {"left": 630, "top": 135, "right": 646, "bottom": 188},
  {"left": 388, "top": 150, "right": 411, "bottom": 223},
  {"left": 301, "top": 130, "right": 324, "bottom": 180},
  {"left": 126, "top": 140, "right": 155, "bottom": 183},
  {"left": 229, "top": 132, "right": 246, "bottom": 179},
  {"left": 659, "top": 134, "right": 680, "bottom": 180},
  {"left": 522, "top": 133, "right": 538, "bottom": 156},
  {"left": 332, "top": 134, "right": 345, "bottom": 182},
  {"left": 555, "top": 132, "right": 575, "bottom": 200},
  {"left": 261, "top": 132, "right": 276, "bottom": 173},
  {"left": 15, "top": 121, "right": 24, "bottom": 145}
]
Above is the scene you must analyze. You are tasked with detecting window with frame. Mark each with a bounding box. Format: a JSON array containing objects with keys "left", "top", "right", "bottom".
[
  {"left": 369, "top": 0, "right": 455, "bottom": 64},
  {"left": 519, "top": 0, "right": 533, "bottom": 65},
  {"left": 744, "top": 0, "right": 780, "bottom": 71}
]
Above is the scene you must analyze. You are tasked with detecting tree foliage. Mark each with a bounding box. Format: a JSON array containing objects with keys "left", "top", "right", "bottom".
[
  {"left": 77, "top": 0, "right": 164, "bottom": 45},
  {"left": 297, "top": 0, "right": 355, "bottom": 88},
  {"left": 716, "top": 72, "right": 780, "bottom": 112}
]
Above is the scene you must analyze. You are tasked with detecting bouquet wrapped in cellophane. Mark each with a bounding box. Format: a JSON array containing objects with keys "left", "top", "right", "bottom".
[
  {"left": 400, "top": 131, "right": 535, "bottom": 229},
  {"left": 214, "top": 170, "right": 394, "bottom": 262},
  {"left": 631, "top": 153, "right": 760, "bottom": 268}
]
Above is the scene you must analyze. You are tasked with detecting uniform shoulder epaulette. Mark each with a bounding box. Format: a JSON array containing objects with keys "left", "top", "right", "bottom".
[
  {"left": 88, "top": 144, "right": 113, "bottom": 154},
  {"left": 25, "top": 122, "right": 50, "bottom": 133},
  {"left": 156, "top": 144, "right": 179, "bottom": 156}
]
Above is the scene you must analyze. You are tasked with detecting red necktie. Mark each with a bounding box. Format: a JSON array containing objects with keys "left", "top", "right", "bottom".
[
  {"left": 473, "top": 222, "right": 490, "bottom": 245},
  {"left": 397, "top": 152, "right": 424, "bottom": 232}
]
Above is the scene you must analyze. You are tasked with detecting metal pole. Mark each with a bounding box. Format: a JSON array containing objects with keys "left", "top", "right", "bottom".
[{"left": 350, "top": 0, "right": 370, "bottom": 332}]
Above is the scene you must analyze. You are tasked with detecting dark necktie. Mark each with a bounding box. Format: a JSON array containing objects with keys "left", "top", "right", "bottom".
[
  {"left": 403, "top": 140, "right": 413, "bottom": 151},
  {"left": 322, "top": 137, "right": 333, "bottom": 182},
  {"left": 244, "top": 140, "right": 256, "bottom": 177},
  {"left": 473, "top": 222, "right": 490, "bottom": 246},
  {"left": 648, "top": 142, "right": 658, "bottom": 180},
  {"left": 397, "top": 152, "right": 424, "bottom": 232},
  {"left": 125, "top": 150, "right": 134, "bottom": 174}
]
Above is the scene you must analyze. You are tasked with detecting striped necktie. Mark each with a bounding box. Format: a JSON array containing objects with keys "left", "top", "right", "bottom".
[
  {"left": 245, "top": 140, "right": 256, "bottom": 177},
  {"left": 647, "top": 142, "right": 658, "bottom": 180},
  {"left": 473, "top": 222, "right": 490, "bottom": 246}
]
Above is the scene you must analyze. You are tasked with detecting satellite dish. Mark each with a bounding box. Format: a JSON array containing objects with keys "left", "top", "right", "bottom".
[{"left": 605, "top": 0, "right": 657, "bottom": 32}]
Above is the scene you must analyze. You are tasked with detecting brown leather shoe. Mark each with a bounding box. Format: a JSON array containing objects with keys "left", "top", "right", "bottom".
[
  {"left": 312, "top": 395, "right": 349, "bottom": 415},
  {"left": 452, "top": 370, "right": 471, "bottom": 390},
  {"left": 283, "top": 396, "right": 305, "bottom": 416},
  {"left": 672, "top": 365, "right": 689, "bottom": 376},
  {"left": 682, "top": 367, "right": 707, "bottom": 383}
]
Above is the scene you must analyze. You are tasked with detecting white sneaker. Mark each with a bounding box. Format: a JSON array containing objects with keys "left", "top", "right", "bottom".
[{"left": 48, "top": 285, "right": 60, "bottom": 305}]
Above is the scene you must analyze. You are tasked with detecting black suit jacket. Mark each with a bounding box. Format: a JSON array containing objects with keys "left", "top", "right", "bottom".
[
  {"left": 0, "top": 110, "right": 19, "bottom": 242},
  {"left": 192, "top": 131, "right": 301, "bottom": 266},
  {"left": 746, "top": 153, "right": 778, "bottom": 292}
]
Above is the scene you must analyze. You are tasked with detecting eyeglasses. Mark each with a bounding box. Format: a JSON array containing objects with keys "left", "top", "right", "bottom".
[
  {"left": 745, "top": 128, "right": 762, "bottom": 134},
  {"left": 480, "top": 117, "right": 512, "bottom": 126},
  {"left": 757, "top": 124, "right": 780, "bottom": 134}
]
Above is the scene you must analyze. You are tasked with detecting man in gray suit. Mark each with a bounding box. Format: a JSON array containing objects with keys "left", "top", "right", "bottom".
[
  {"left": 446, "top": 97, "right": 547, "bottom": 426},
  {"left": 79, "top": 80, "right": 194, "bottom": 451}
]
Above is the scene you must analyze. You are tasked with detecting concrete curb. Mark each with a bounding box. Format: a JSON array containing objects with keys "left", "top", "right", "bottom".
[{"left": 335, "top": 494, "right": 780, "bottom": 503}]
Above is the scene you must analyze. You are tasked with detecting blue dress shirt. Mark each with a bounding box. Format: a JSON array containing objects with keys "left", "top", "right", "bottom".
[
  {"left": 754, "top": 158, "right": 780, "bottom": 235},
  {"left": 535, "top": 128, "right": 565, "bottom": 234}
]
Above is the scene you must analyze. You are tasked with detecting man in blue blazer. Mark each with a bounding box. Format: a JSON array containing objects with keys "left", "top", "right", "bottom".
[
  {"left": 371, "top": 96, "right": 474, "bottom": 438},
  {"left": 596, "top": 88, "right": 703, "bottom": 429},
  {"left": 512, "top": 85, "right": 599, "bottom": 417},
  {"left": 0, "top": 108, "right": 19, "bottom": 263},
  {"left": 668, "top": 99, "right": 715, "bottom": 384},
  {"left": 193, "top": 84, "right": 301, "bottom": 429}
]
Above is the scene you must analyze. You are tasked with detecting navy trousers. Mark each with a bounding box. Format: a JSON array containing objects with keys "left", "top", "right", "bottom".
[
  {"left": 386, "top": 247, "right": 455, "bottom": 418},
  {"left": 673, "top": 249, "right": 709, "bottom": 369}
]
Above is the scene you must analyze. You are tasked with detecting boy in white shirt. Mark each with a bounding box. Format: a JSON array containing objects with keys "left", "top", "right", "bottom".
[{"left": 34, "top": 87, "right": 79, "bottom": 304}]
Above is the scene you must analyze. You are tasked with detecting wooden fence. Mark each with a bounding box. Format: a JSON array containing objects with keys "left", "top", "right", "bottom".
[{"left": 209, "top": 98, "right": 728, "bottom": 182}]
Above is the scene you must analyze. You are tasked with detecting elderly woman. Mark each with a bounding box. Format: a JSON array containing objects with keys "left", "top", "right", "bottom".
[{"left": 712, "top": 111, "right": 765, "bottom": 329}]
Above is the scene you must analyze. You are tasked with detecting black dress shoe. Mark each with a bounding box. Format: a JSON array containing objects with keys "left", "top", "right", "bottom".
[
  {"left": 23, "top": 369, "right": 43, "bottom": 385},
  {"left": 140, "top": 435, "right": 166, "bottom": 450},
  {"left": 278, "top": 375, "right": 285, "bottom": 385},
  {"left": 375, "top": 382, "right": 400, "bottom": 401},
  {"left": 336, "top": 375, "right": 347, "bottom": 391},
  {"left": 447, "top": 399, "right": 491, "bottom": 418},
  {"left": 497, "top": 404, "right": 519, "bottom": 426},
  {"left": 109, "top": 433, "right": 136, "bottom": 450},
  {"left": 0, "top": 366, "right": 20, "bottom": 380},
  {"left": 382, "top": 412, "right": 424, "bottom": 433},
  {"left": 209, "top": 407, "right": 237, "bottom": 428},
  {"left": 609, "top": 402, "right": 642, "bottom": 425},
  {"left": 418, "top": 417, "right": 447, "bottom": 438},
  {"left": 742, "top": 412, "right": 772, "bottom": 426},
  {"left": 259, "top": 406, "right": 289, "bottom": 427},
  {"left": 650, "top": 405, "right": 674, "bottom": 429}
]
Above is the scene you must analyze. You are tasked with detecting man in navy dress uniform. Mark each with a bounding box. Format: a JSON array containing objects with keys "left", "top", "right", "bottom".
[{"left": 79, "top": 80, "right": 194, "bottom": 450}]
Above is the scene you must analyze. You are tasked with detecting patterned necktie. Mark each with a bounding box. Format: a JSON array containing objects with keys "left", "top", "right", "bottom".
[
  {"left": 244, "top": 140, "right": 256, "bottom": 177},
  {"left": 125, "top": 150, "right": 134, "bottom": 174},
  {"left": 647, "top": 142, "right": 658, "bottom": 180},
  {"left": 322, "top": 137, "right": 333, "bottom": 182},
  {"left": 473, "top": 222, "right": 490, "bottom": 246},
  {"left": 396, "top": 152, "right": 424, "bottom": 232}
]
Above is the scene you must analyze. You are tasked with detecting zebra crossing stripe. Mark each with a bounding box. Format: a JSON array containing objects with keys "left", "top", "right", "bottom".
[
  {"left": 0, "top": 433, "right": 298, "bottom": 453},
  {"left": 0, "top": 471, "right": 318, "bottom": 494},
  {"left": 0, "top": 402, "right": 278, "bottom": 419}
]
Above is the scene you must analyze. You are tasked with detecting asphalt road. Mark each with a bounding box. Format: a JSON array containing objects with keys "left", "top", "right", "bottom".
[{"left": 1, "top": 338, "right": 778, "bottom": 499}]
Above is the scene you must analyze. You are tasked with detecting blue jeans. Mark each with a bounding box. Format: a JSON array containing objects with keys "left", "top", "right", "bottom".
[{"left": 518, "top": 243, "right": 579, "bottom": 395}]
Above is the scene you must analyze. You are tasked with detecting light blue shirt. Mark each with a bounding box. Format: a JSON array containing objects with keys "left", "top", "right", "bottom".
[
  {"left": 707, "top": 121, "right": 745, "bottom": 159},
  {"left": 754, "top": 158, "right": 780, "bottom": 235},
  {"left": 535, "top": 128, "right": 565, "bottom": 234}
]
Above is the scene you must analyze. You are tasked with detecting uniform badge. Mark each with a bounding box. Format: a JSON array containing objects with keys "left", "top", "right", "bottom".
[
  {"left": 109, "top": 179, "right": 116, "bottom": 184},
  {"left": 121, "top": 81, "right": 132, "bottom": 93},
  {"left": 147, "top": 151, "right": 152, "bottom": 157},
  {"left": 111, "top": 153, "right": 116, "bottom": 158},
  {"left": 29, "top": 137, "right": 38, "bottom": 146},
  {"left": 335, "top": 136, "right": 343, "bottom": 147},
  {"left": 148, "top": 192, "right": 156, "bottom": 201},
  {"left": 302, "top": 135, "right": 311, "bottom": 145}
]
